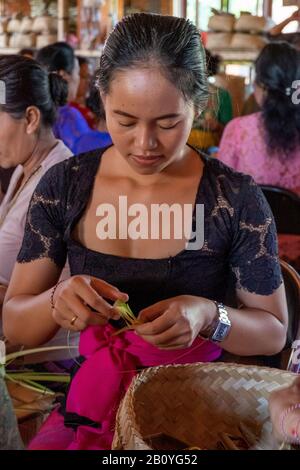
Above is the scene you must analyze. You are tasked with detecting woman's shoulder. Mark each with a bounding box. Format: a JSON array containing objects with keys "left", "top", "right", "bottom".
[
  {"left": 203, "top": 155, "right": 263, "bottom": 203},
  {"left": 35, "top": 147, "right": 106, "bottom": 197},
  {"left": 225, "top": 111, "right": 261, "bottom": 131},
  {"left": 204, "top": 156, "right": 275, "bottom": 226}
]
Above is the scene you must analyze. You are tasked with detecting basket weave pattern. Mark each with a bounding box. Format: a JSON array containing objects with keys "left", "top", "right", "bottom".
[{"left": 113, "top": 362, "right": 296, "bottom": 450}]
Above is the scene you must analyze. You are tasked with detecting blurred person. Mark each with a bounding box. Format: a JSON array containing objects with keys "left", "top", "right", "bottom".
[
  {"left": 0, "top": 55, "right": 77, "bottom": 364},
  {"left": 219, "top": 42, "right": 300, "bottom": 271},
  {"left": 70, "top": 56, "right": 97, "bottom": 129},
  {"left": 36, "top": 42, "right": 90, "bottom": 154},
  {"left": 72, "top": 76, "right": 112, "bottom": 154},
  {"left": 188, "top": 49, "right": 233, "bottom": 150},
  {"left": 219, "top": 42, "right": 300, "bottom": 195}
]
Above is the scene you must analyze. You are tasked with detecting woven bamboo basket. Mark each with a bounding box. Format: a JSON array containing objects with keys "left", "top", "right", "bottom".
[{"left": 112, "top": 362, "right": 297, "bottom": 450}]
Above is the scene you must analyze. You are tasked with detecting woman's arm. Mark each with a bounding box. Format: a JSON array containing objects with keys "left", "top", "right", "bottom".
[
  {"left": 135, "top": 283, "right": 287, "bottom": 356},
  {"left": 3, "top": 258, "right": 128, "bottom": 348},
  {"left": 3, "top": 259, "right": 63, "bottom": 346},
  {"left": 216, "top": 283, "right": 288, "bottom": 355},
  {"left": 269, "top": 10, "right": 300, "bottom": 36}
]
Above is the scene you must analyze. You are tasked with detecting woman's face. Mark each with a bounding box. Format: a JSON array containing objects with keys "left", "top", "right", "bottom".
[
  {"left": 77, "top": 61, "right": 91, "bottom": 101},
  {"left": 0, "top": 111, "right": 36, "bottom": 168},
  {"left": 63, "top": 58, "right": 80, "bottom": 102},
  {"left": 102, "top": 67, "right": 196, "bottom": 175}
]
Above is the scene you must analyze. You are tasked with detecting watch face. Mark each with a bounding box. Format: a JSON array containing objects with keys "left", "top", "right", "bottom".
[{"left": 212, "top": 322, "right": 231, "bottom": 342}]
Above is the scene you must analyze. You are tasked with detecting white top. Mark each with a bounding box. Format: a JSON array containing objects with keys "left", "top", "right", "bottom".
[{"left": 0, "top": 140, "right": 79, "bottom": 362}]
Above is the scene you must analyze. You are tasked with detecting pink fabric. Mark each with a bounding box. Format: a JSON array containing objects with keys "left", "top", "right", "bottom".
[
  {"left": 29, "top": 324, "right": 220, "bottom": 450},
  {"left": 218, "top": 113, "right": 300, "bottom": 196}
]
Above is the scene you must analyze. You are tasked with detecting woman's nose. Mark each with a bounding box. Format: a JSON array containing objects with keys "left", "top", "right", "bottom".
[{"left": 135, "top": 126, "right": 158, "bottom": 151}]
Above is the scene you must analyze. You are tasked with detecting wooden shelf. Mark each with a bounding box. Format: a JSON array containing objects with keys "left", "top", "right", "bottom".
[
  {"left": 0, "top": 47, "right": 102, "bottom": 57},
  {"left": 209, "top": 48, "right": 261, "bottom": 62},
  {"left": 0, "top": 47, "right": 19, "bottom": 54},
  {"left": 75, "top": 48, "right": 103, "bottom": 57}
]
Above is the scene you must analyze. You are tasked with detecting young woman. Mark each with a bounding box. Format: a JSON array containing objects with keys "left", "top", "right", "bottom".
[
  {"left": 36, "top": 42, "right": 90, "bottom": 153},
  {"left": 0, "top": 55, "right": 76, "bottom": 362},
  {"left": 3, "top": 14, "right": 288, "bottom": 450}
]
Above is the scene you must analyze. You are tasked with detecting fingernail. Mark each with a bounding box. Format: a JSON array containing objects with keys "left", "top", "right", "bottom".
[{"left": 111, "top": 308, "right": 121, "bottom": 320}]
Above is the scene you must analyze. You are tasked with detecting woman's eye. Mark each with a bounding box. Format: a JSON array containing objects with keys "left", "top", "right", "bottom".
[
  {"left": 119, "top": 122, "right": 135, "bottom": 127},
  {"left": 158, "top": 122, "right": 179, "bottom": 130}
]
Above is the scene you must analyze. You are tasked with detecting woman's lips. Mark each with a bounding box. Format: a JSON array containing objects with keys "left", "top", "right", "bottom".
[{"left": 131, "top": 154, "right": 163, "bottom": 166}]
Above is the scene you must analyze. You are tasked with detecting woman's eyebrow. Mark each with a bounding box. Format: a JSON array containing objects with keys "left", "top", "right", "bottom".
[{"left": 112, "top": 110, "right": 181, "bottom": 120}]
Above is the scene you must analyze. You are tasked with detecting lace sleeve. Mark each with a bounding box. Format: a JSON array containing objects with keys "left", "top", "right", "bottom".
[
  {"left": 17, "top": 162, "right": 68, "bottom": 268},
  {"left": 229, "top": 177, "right": 282, "bottom": 295}
]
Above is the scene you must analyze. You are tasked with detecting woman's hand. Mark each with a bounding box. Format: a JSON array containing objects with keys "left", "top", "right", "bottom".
[
  {"left": 52, "top": 275, "right": 128, "bottom": 331},
  {"left": 269, "top": 377, "right": 300, "bottom": 444},
  {"left": 135, "top": 295, "right": 216, "bottom": 349}
]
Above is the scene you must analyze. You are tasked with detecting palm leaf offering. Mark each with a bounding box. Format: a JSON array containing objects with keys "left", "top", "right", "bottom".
[
  {"left": 1, "top": 343, "right": 74, "bottom": 396},
  {"left": 112, "top": 300, "right": 142, "bottom": 335}
]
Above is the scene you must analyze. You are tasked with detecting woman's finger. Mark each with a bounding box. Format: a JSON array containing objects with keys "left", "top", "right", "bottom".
[
  {"left": 57, "top": 294, "right": 109, "bottom": 326},
  {"left": 135, "top": 308, "right": 175, "bottom": 336},
  {"left": 138, "top": 299, "right": 173, "bottom": 324},
  {"left": 68, "top": 277, "right": 120, "bottom": 318},
  {"left": 137, "top": 322, "right": 185, "bottom": 347},
  {"left": 90, "top": 277, "right": 128, "bottom": 303}
]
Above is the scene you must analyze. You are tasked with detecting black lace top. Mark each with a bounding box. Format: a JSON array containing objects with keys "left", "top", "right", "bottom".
[{"left": 17, "top": 147, "right": 282, "bottom": 314}]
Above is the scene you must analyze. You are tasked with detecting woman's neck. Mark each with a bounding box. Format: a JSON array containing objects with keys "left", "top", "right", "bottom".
[
  {"left": 103, "top": 145, "right": 200, "bottom": 187},
  {"left": 22, "top": 130, "right": 58, "bottom": 180}
]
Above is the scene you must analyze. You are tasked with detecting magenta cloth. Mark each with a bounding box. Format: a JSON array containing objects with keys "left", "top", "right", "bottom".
[
  {"left": 29, "top": 324, "right": 220, "bottom": 450},
  {"left": 218, "top": 112, "right": 300, "bottom": 196}
]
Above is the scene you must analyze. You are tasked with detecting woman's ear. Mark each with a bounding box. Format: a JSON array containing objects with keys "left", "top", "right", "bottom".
[
  {"left": 25, "top": 106, "right": 41, "bottom": 134},
  {"left": 194, "top": 106, "right": 202, "bottom": 120}
]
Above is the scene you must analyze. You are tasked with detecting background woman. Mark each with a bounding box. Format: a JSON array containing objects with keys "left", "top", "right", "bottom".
[
  {"left": 218, "top": 42, "right": 300, "bottom": 195},
  {"left": 0, "top": 55, "right": 77, "bottom": 363},
  {"left": 36, "top": 42, "right": 90, "bottom": 154}
]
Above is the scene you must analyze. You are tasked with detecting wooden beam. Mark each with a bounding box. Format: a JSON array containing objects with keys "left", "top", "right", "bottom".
[
  {"left": 58, "top": 0, "right": 69, "bottom": 41},
  {"left": 263, "top": 0, "right": 272, "bottom": 18}
]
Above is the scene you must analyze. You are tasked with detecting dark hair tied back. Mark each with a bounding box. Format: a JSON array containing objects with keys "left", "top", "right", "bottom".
[
  {"left": 255, "top": 42, "right": 300, "bottom": 157},
  {"left": 48, "top": 72, "right": 68, "bottom": 107},
  {"left": 97, "top": 13, "right": 208, "bottom": 112},
  {"left": 0, "top": 54, "right": 65, "bottom": 127}
]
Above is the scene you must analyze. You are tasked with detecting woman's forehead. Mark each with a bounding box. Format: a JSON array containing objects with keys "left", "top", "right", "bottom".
[{"left": 106, "top": 67, "right": 188, "bottom": 114}]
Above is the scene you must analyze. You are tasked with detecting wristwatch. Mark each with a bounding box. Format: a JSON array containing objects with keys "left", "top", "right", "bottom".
[{"left": 203, "top": 302, "right": 231, "bottom": 343}]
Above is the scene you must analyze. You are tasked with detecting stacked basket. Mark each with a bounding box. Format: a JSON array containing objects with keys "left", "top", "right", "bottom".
[{"left": 206, "top": 12, "right": 269, "bottom": 51}]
